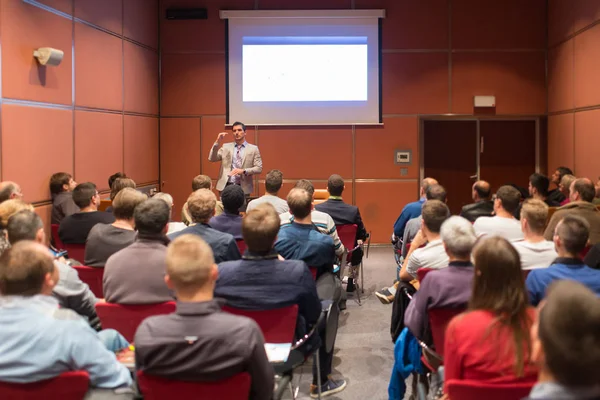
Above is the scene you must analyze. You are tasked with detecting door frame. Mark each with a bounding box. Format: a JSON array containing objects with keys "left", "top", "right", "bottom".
[{"left": 418, "top": 116, "right": 542, "bottom": 196}]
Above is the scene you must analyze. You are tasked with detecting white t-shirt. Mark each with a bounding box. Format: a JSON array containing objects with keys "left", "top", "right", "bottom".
[
  {"left": 406, "top": 239, "right": 449, "bottom": 278},
  {"left": 512, "top": 240, "right": 557, "bottom": 270},
  {"left": 246, "top": 194, "right": 289, "bottom": 214},
  {"left": 473, "top": 216, "right": 524, "bottom": 241}
]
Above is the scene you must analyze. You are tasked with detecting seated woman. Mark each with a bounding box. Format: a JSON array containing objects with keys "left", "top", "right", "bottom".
[{"left": 443, "top": 236, "right": 538, "bottom": 391}]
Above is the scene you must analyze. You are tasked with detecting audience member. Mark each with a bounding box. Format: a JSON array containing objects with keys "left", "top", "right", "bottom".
[
  {"left": 0, "top": 241, "right": 132, "bottom": 392},
  {"left": 215, "top": 204, "right": 346, "bottom": 397},
  {"left": 528, "top": 215, "right": 600, "bottom": 305},
  {"left": 515, "top": 173, "right": 561, "bottom": 219},
  {"left": 181, "top": 175, "right": 224, "bottom": 225},
  {"left": 85, "top": 188, "right": 147, "bottom": 268},
  {"left": 105, "top": 177, "right": 136, "bottom": 213},
  {"left": 103, "top": 199, "right": 173, "bottom": 304},
  {"left": 548, "top": 166, "right": 573, "bottom": 204},
  {"left": 135, "top": 235, "right": 273, "bottom": 400},
  {"left": 594, "top": 177, "right": 600, "bottom": 205},
  {"left": 444, "top": 236, "right": 538, "bottom": 392},
  {"left": 0, "top": 199, "right": 33, "bottom": 256},
  {"left": 246, "top": 169, "right": 289, "bottom": 214},
  {"left": 7, "top": 210, "right": 99, "bottom": 323},
  {"left": 526, "top": 281, "right": 600, "bottom": 400},
  {"left": 459, "top": 180, "right": 493, "bottom": 223},
  {"left": 544, "top": 178, "right": 600, "bottom": 244},
  {"left": 49, "top": 172, "right": 78, "bottom": 225},
  {"left": 473, "top": 185, "right": 523, "bottom": 241},
  {"left": 58, "top": 182, "right": 115, "bottom": 244},
  {"left": 169, "top": 189, "right": 240, "bottom": 263},
  {"left": 276, "top": 188, "right": 336, "bottom": 277},
  {"left": 108, "top": 172, "right": 125, "bottom": 191},
  {"left": 315, "top": 174, "right": 368, "bottom": 291},
  {"left": 209, "top": 184, "right": 244, "bottom": 239},
  {"left": 0, "top": 181, "right": 23, "bottom": 203},
  {"left": 280, "top": 179, "right": 345, "bottom": 257},
  {"left": 404, "top": 216, "right": 476, "bottom": 340},
  {"left": 584, "top": 240, "right": 600, "bottom": 270},
  {"left": 153, "top": 192, "right": 187, "bottom": 235},
  {"left": 376, "top": 200, "right": 450, "bottom": 304},
  {"left": 393, "top": 177, "right": 438, "bottom": 240},
  {"left": 513, "top": 199, "right": 557, "bottom": 270},
  {"left": 558, "top": 174, "right": 576, "bottom": 206}
]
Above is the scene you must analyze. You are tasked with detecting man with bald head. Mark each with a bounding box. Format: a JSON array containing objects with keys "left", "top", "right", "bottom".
[
  {"left": 393, "top": 177, "right": 438, "bottom": 240},
  {"left": 544, "top": 178, "right": 600, "bottom": 245},
  {"left": 459, "top": 180, "right": 493, "bottom": 223},
  {"left": 0, "top": 181, "right": 23, "bottom": 203}
]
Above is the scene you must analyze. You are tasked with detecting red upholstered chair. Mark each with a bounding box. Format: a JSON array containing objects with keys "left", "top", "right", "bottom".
[
  {"left": 446, "top": 379, "right": 534, "bottom": 400},
  {"left": 137, "top": 371, "right": 251, "bottom": 400},
  {"left": 96, "top": 302, "right": 176, "bottom": 342},
  {"left": 0, "top": 371, "right": 89, "bottom": 400},
  {"left": 416, "top": 267, "right": 433, "bottom": 282},
  {"left": 419, "top": 306, "right": 466, "bottom": 372},
  {"left": 63, "top": 244, "right": 85, "bottom": 263},
  {"left": 309, "top": 267, "right": 317, "bottom": 280},
  {"left": 235, "top": 239, "right": 247, "bottom": 255},
  {"left": 72, "top": 265, "right": 104, "bottom": 298},
  {"left": 50, "top": 224, "right": 65, "bottom": 250},
  {"left": 223, "top": 304, "right": 298, "bottom": 344},
  {"left": 336, "top": 224, "right": 371, "bottom": 296}
]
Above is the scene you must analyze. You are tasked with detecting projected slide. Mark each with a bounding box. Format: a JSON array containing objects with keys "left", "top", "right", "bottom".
[{"left": 242, "top": 37, "right": 368, "bottom": 102}]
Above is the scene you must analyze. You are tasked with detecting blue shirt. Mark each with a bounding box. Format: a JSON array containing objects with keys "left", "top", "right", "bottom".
[
  {"left": 526, "top": 257, "right": 600, "bottom": 306},
  {"left": 209, "top": 212, "right": 243, "bottom": 240},
  {"left": 393, "top": 198, "right": 425, "bottom": 238},
  {"left": 275, "top": 222, "right": 336, "bottom": 276},
  {"left": 169, "top": 223, "right": 241, "bottom": 263},
  {"left": 0, "top": 295, "right": 131, "bottom": 388}
]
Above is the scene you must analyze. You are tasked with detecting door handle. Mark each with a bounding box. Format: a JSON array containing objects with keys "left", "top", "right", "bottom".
[{"left": 470, "top": 174, "right": 478, "bottom": 180}]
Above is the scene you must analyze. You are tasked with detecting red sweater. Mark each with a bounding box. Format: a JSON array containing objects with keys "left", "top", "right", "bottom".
[{"left": 443, "top": 309, "right": 538, "bottom": 392}]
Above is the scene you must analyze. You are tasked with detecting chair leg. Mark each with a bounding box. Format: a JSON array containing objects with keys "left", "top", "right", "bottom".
[
  {"left": 315, "top": 352, "right": 322, "bottom": 400},
  {"left": 360, "top": 260, "right": 364, "bottom": 294}
]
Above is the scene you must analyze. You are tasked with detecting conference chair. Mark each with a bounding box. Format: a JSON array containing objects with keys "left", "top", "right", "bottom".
[
  {"left": 445, "top": 380, "right": 535, "bottom": 400},
  {"left": 63, "top": 243, "right": 85, "bottom": 263},
  {"left": 137, "top": 371, "right": 251, "bottom": 400},
  {"left": 50, "top": 224, "right": 65, "bottom": 250},
  {"left": 98, "top": 199, "right": 112, "bottom": 212},
  {"left": 235, "top": 239, "right": 247, "bottom": 255},
  {"left": 95, "top": 301, "right": 176, "bottom": 342},
  {"left": 0, "top": 371, "right": 89, "bottom": 400},
  {"left": 313, "top": 189, "right": 328, "bottom": 205},
  {"left": 336, "top": 224, "right": 371, "bottom": 298},
  {"left": 72, "top": 265, "right": 104, "bottom": 298},
  {"left": 419, "top": 307, "right": 466, "bottom": 373},
  {"left": 416, "top": 267, "right": 433, "bottom": 282}
]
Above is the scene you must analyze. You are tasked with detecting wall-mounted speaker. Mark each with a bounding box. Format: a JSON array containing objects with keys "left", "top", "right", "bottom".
[{"left": 165, "top": 8, "right": 208, "bottom": 20}]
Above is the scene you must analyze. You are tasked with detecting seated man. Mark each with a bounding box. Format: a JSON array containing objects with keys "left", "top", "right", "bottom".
[
  {"left": 526, "top": 280, "right": 600, "bottom": 400},
  {"left": 280, "top": 179, "right": 345, "bottom": 257},
  {"left": 50, "top": 172, "right": 78, "bottom": 225},
  {"left": 473, "top": 185, "right": 523, "bottom": 241},
  {"left": 376, "top": 200, "right": 450, "bottom": 304},
  {"left": 404, "top": 216, "right": 476, "bottom": 340},
  {"left": 169, "top": 189, "right": 240, "bottom": 263},
  {"left": 209, "top": 184, "right": 244, "bottom": 239},
  {"left": 246, "top": 169, "right": 289, "bottom": 214},
  {"left": 0, "top": 241, "right": 132, "bottom": 392},
  {"left": 515, "top": 173, "right": 561, "bottom": 219},
  {"left": 58, "top": 182, "right": 115, "bottom": 244},
  {"left": 181, "top": 175, "right": 224, "bottom": 225},
  {"left": 7, "top": 210, "right": 99, "bottom": 323},
  {"left": 393, "top": 177, "right": 438, "bottom": 241},
  {"left": 0, "top": 181, "right": 23, "bottom": 203},
  {"left": 315, "top": 174, "right": 368, "bottom": 291},
  {"left": 135, "top": 235, "right": 273, "bottom": 400},
  {"left": 547, "top": 166, "right": 573, "bottom": 204},
  {"left": 513, "top": 199, "right": 557, "bottom": 270},
  {"left": 276, "top": 188, "right": 336, "bottom": 278},
  {"left": 104, "top": 199, "right": 173, "bottom": 304},
  {"left": 527, "top": 215, "right": 600, "bottom": 306},
  {"left": 544, "top": 178, "right": 600, "bottom": 245},
  {"left": 85, "top": 188, "right": 147, "bottom": 267},
  {"left": 215, "top": 204, "right": 346, "bottom": 397},
  {"left": 459, "top": 180, "right": 494, "bottom": 223},
  {"left": 558, "top": 174, "right": 576, "bottom": 206}
]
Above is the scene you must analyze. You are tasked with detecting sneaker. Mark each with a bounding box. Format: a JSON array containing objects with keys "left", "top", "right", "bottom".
[
  {"left": 346, "top": 278, "right": 355, "bottom": 293},
  {"left": 375, "top": 287, "right": 395, "bottom": 304},
  {"left": 310, "top": 378, "right": 347, "bottom": 398}
]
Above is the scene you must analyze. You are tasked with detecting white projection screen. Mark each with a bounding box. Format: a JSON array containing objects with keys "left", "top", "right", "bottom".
[{"left": 221, "top": 10, "right": 385, "bottom": 126}]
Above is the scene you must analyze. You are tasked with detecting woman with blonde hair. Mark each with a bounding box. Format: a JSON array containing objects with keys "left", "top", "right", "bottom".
[{"left": 0, "top": 199, "right": 34, "bottom": 255}]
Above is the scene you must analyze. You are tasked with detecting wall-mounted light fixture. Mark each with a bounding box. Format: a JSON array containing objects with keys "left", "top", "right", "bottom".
[{"left": 33, "top": 47, "right": 64, "bottom": 66}]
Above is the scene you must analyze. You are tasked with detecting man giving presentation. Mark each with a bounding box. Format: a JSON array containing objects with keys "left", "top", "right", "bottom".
[{"left": 208, "top": 121, "right": 263, "bottom": 195}]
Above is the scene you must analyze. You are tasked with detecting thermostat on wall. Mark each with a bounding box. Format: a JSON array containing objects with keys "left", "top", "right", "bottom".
[{"left": 394, "top": 150, "right": 412, "bottom": 165}]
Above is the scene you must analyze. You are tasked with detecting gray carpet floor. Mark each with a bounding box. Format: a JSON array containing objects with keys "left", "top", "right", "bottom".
[{"left": 281, "top": 246, "right": 410, "bottom": 400}]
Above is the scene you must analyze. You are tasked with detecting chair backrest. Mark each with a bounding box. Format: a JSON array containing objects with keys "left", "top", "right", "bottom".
[
  {"left": 581, "top": 244, "right": 592, "bottom": 258},
  {"left": 427, "top": 307, "right": 466, "bottom": 357},
  {"left": 446, "top": 379, "right": 534, "bottom": 400},
  {"left": 222, "top": 304, "right": 298, "bottom": 344},
  {"left": 98, "top": 199, "right": 112, "bottom": 212},
  {"left": 308, "top": 266, "right": 317, "bottom": 280},
  {"left": 547, "top": 207, "right": 557, "bottom": 224},
  {"left": 416, "top": 267, "right": 433, "bottom": 282},
  {"left": 73, "top": 265, "right": 104, "bottom": 298},
  {"left": 96, "top": 302, "right": 177, "bottom": 342},
  {"left": 0, "top": 371, "right": 89, "bottom": 400},
  {"left": 50, "top": 224, "right": 65, "bottom": 250},
  {"left": 63, "top": 243, "right": 85, "bottom": 263},
  {"left": 137, "top": 371, "right": 251, "bottom": 400},
  {"left": 313, "top": 189, "right": 328, "bottom": 200},
  {"left": 336, "top": 224, "right": 358, "bottom": 251},
  {"left": 235, "top": 239, "right": 247, "bottom": 254}
]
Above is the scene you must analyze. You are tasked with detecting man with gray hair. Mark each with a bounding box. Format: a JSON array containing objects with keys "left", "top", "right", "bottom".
[
  {"left": 404, "top": 216, "right": 477, "bottom": 340},
  {"left": 0, "top": 181, "right": 23, "bottom": 203}
]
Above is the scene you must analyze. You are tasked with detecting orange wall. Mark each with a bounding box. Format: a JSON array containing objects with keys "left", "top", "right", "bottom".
[
  {"left": 547, "top": 1, "right": 600, "bottom": 180},
  {"left": 0, "top": 0, "right": 159, "bottom": 236},
  {"left": 159, "top": 0, "right": 547, "bottom": 243}
]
